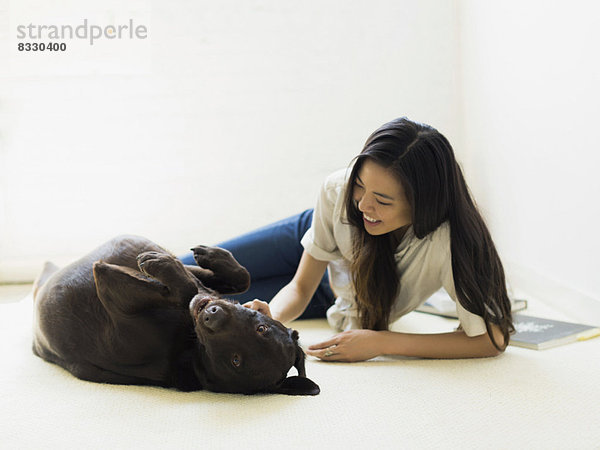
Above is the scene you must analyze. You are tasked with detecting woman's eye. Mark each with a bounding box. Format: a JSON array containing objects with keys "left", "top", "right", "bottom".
[
  {"left": 376, "top": 200, "right": 392, "bottom": 206},
  {"left": 257, "top": 325, "right": 268, "bottom": 334},
  {"left": 232, "top": 354, "right": 241, "bottom": 367}
]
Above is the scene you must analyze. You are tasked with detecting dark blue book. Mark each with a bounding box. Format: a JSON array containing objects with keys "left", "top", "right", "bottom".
[{"left": 511, "top": 314, "right": 600, "bottom": 350}]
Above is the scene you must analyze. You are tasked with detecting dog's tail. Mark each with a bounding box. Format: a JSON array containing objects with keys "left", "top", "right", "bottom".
[{"left": 33, "top": 261, "right": 60, "bottom": 300}]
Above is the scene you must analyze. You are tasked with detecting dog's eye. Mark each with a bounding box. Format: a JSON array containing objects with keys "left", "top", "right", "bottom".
[
  {"left": 257, "top": 325, "right": 268, "bottom": 334},
  {"left": 232, "top": 354, "right": 241, "bottom": 368}
]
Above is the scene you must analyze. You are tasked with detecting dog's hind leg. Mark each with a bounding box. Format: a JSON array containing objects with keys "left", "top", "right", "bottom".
[
  {"left": 33, "top": 261, "right": 60, "bottom": 300},
  {"left": 93, "top": 261, "right": 171, "bottom": 316}
]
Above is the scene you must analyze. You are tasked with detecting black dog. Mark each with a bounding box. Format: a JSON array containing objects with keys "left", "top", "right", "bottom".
[{"left": 32, "top": 235, "right": 319, "bottom": 395}]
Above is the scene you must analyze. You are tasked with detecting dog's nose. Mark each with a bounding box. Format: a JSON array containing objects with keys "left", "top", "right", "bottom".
[{"left": 203, "top": 304, "right": 226, "bottom": 331}]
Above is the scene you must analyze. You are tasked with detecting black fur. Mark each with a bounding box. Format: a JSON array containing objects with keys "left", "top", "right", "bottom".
[{"left": 32, "top": 235, "right": 319, "bottom": 396}]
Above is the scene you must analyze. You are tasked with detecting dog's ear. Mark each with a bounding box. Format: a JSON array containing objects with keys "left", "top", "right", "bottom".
[
  {"left": 93, "top": 261, "right": 170, "bottom": 317},
  {"left": 288, "top": 328, "right": 308, "bottom": 377},
  {"left": 272, "top": 376, "right": 320, "bottom": 396},
  {"left": 268, "top": 328, "right": 320, "bottom": 395}
]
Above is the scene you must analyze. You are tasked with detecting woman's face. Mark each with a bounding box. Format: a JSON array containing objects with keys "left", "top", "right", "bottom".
[{"left": 352, "top": 159, "right": 412, "bottom": 236}]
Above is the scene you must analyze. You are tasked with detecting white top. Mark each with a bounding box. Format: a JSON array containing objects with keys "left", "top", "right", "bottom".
[{"left": 300, "top": 168, "right": 488, "bottom": 337}]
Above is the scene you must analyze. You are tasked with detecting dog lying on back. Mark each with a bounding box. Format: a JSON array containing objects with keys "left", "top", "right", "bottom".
[{"left": 32, "top": 235, "right": 319, "bottom": 395}]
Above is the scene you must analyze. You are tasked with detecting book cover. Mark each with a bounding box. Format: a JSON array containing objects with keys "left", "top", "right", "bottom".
[
  {"left": 416, "top": 289, "right": 527, "bottom": 319},
  {"left": 510, "top": 314, "right": 600, "bottom": 350}
]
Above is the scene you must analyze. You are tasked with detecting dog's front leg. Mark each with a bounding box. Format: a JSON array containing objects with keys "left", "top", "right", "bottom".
[
  {"left": 189, "top": 245, "right": 250, "bottom": 295},
  {"left": 137, "top": 251, "right": 201, "bottom": 301}
]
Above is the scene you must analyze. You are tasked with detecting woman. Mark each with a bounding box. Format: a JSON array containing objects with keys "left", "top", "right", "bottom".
[{"left": 181, "top": 117, "right": 513, "bottom": 361}]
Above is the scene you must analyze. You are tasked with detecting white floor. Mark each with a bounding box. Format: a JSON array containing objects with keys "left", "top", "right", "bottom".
[{"left": 1, "top": 285, "right": 599, "bottom": 449}]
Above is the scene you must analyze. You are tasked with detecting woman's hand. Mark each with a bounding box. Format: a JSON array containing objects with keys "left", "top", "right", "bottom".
[
  {"left": 306, "top": 329, "right": 383, "bottom": 362},
  {"left": 242, "top": 299, "right": 272, "bottom": 318}
]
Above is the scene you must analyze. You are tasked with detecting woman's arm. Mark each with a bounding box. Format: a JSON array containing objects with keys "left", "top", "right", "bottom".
[
  {"left": 307, "top": 324, "right": 505, "bottom": 361},
  {"left": 379, "top": 325, "right": 505, "bottom": 358},
  {"left": 245, "top": 250, "right": 328, "bottom": 324},
  {"left": 270, "top": 251, "right": 328, "bottom": 323}
]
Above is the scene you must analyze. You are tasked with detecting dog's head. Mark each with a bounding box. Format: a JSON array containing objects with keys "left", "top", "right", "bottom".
[{"left": 189, "top": 295, "right": 320, "bottom": 396}]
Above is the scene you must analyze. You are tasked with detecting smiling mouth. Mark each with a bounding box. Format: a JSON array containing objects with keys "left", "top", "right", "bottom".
[{"left": 363, "top": 214, "right": 382, "bottom": 224}]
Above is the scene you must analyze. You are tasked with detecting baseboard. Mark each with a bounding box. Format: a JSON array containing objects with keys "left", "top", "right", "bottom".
[
  {"left": 0, "top": 262, "right": 37, "bottom": 284},
  {"left": 505, "top": 262, "right": 600, "bottom": 324}
]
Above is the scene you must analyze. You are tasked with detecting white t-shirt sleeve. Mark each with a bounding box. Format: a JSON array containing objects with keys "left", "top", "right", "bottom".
[
  {"left": 439, "top": 239, "right": 488, "bottom": 337},
  {"left": 300, "top": 174, "right": 343, "bottom": 261}
]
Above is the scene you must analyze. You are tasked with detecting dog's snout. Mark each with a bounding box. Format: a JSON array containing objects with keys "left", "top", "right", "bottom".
[
  {"left": 207, "top": 305, "right": 221, "bottom": 315},
  {"left": 203, "top": 304, "right": 226, "bottom": 330}
]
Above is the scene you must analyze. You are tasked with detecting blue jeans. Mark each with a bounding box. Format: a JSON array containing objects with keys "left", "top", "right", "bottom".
[{"left": 179, "top": 209, "right": 335, "bottom": 319}]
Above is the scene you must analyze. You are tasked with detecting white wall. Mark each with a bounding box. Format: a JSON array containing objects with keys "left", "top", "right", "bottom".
[
  {"left": 458, "top": 0, "right": 600, "bottom": 319},
  {"left": 2, "top": 1, "right": 599, "bottom": 320},
  {"left": 0, "top": 0, "right": 462, "bottom": 281}
]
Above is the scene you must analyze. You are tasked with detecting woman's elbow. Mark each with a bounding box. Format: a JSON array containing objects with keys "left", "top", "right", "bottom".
[
  {"left": 486, "top": 345, "right": 504, "bottom": 358},
  {"left": 484, "top": 325, "right": 507, "bottom": 357}
]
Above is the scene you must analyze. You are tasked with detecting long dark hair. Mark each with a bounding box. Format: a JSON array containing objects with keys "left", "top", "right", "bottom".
[{"left": 343, "top": 117, "right": 513, "bottom": 351}]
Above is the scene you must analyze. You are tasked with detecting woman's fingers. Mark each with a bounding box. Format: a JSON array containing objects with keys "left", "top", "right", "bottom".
[
  {"left": 306, "top": 343, "right": 342, "bottom": 360},
  {"left": 306, "top": 330, "right": 379, "bottom": 362},
  {"left": 307, "top": 334, "right": 342, "bottom": 360},
  {"left": 308, "top": 336, "right": 339, "bottom": 350},
  {"left": 242, "top": 299, "right": 272, "bottom": 318}
]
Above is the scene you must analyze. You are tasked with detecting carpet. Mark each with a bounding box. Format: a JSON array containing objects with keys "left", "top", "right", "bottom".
[{"left": 1, "top": 294, "right": 598, "bottom": 449}]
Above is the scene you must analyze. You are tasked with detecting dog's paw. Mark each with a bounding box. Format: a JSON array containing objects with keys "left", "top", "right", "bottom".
[
  {"left": 191, "top": 245, "right": 236, "bottom": 270},
  {"left": 137, "top": 251, "right": 178, "bottom": 275}
]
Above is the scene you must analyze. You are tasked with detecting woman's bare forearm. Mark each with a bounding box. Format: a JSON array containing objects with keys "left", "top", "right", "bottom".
[
  {"left": 269, "top": 282, "right": 312, "bottom": 324},
  {"left": 378, "top": 326, "right": 505, "bottom": 359},
  {"left": 270, "top": 251, "right": 329, "bottom": 324}
]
